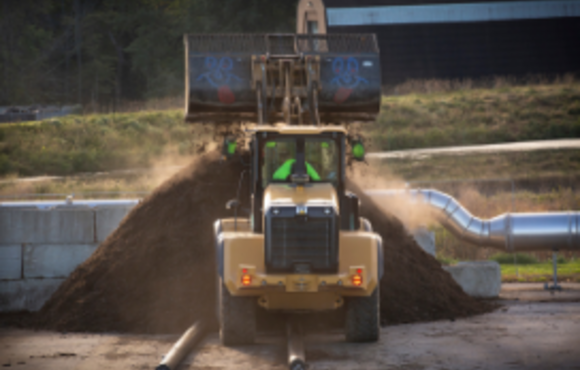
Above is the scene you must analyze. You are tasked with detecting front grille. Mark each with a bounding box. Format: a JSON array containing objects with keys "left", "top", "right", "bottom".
[{"left": 266, "top": 214, "right": 338, "bottom": 272}]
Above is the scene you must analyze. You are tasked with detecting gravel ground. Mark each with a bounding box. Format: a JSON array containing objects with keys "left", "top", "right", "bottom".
[{"left": 1, "top": 284, "right": 579, "bottom": 370}]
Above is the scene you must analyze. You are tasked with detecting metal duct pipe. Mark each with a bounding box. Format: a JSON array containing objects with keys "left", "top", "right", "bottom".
[
  {"left": 287, "top": 320, "right": 306, "bottom": 370},
  {"left": 366, "top": 189, "right": 580, "bottom": 252},
  {"left": 156, "top": 321, "right": 206, "bottom": 370}
]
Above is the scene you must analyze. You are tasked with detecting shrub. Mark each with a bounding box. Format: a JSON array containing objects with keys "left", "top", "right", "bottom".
[
  {"left": 0, "top": 154, "right": 10, "bottom": 174},
  {"left": 437, "top": 255, "right": 457, "bottom": 266},
  {"left": 490, "top": 252, "right": 538, "bottom": 265},
  {"left": 569, "top": 107, "right": 580, "bottom": 116}
]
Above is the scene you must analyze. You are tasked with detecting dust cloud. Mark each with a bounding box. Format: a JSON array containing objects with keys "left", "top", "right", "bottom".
[{"left": 347, "top": 162, "right": 436, "bottom": 230}]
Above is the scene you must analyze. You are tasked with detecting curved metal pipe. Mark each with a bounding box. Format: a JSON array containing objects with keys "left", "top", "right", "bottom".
[{"left": 366, "top": 189, "right": 580, "bottom": 252}]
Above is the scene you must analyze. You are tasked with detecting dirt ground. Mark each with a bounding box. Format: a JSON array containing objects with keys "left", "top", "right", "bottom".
[{"left": 1, "top": 284, "right": 579, "bottom": 370}]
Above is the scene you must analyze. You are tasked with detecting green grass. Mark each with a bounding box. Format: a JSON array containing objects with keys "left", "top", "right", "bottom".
[
  {"left": 437, "top": 253, "right": 580, "bottom": 283},
  {"left": 1, "top": 80, "right": 579, "bottom": 178},
  {"left": 369, "top": 149, "right": 580, "bottom": 183},
  {"left": 0, "top": 170, "right": 173, "bottom": 198},
  {"left": 490, "top": 252, "right": 539, "bottom": 265},
  {"left": 369, "top": 82, "right": 580, "bottom": 151},
  {"left": 500, "top": 259, "right": 580, "bottom": 283},
  {"left": 0, "top": 110, "right": 207, "bottom": 177},
  {"left": 436, "top": 255, "right": 458, "bottom": 266}
]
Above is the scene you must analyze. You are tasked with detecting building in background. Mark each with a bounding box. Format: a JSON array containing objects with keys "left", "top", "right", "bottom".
[{"left": 297, "top": 0, "right": 580, "bottom": 86}]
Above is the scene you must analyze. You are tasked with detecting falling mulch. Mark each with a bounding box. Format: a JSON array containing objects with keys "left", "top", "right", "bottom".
[{"left": 34, "top": 150, "right": 492, "bottom": 334}]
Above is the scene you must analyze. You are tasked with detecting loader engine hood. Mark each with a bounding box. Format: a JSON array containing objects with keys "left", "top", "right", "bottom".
[
  {"left": 263, "top": 183, "right": 340, "bottom": 274},
  {"left": 264, "top": 183, "right": 339, "bottom": 211}
]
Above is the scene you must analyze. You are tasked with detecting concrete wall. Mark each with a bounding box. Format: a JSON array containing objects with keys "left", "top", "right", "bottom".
[
  {"left": 0, "top": 204, "right": 136, "bottom": 312},
  {"left": 1, "top": 199, "right": 500, "bottom": 311},
  {"left": 0, "top": 208, "right": 95, "bottom": 244},
  {"left": 412, "top": 227, "right": 436, "bottom": 257},
  {"left": 444, "top": 261, "right": 502, "bottom": 298}
]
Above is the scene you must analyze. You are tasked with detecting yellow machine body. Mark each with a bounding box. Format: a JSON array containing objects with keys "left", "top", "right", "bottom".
[
  {"left": 215, "top": 182, "right": 382, "bottom": 312},
  {"left": 187, "top": 32, "right": 385, "bottom": 343}
]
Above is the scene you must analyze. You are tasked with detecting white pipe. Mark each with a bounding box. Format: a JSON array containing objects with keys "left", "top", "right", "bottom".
[{"left": 0, "top": 199, "right": 140, "bottom": 210}]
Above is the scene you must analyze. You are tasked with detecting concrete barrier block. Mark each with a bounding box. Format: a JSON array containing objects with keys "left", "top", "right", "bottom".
[
  {"left": 443, "top": 261, "right": 501, "bottom": 298},
  {"left": 0, "top": 245, "right": 22, "bottom": 280},
  {"left": 0, "top": 208, "right": 28, "bottom": 243},
  {"left": 23, "top": 244, "right": 98, "bottom": 279},
  {"left": 95, "top": 206, "right": 134, "bottom": 242},
  {"left": 0, "top": 278, "right": 65, "bottom": 311},
  {"left": 0, "top": 208, "right": 95, "bottom": 244},
  {"left": 412, "top": 227, "right": 436, "bottom": 257}
]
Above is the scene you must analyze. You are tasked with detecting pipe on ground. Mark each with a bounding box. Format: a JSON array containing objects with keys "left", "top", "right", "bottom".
[
  {"left": 366, "top": 189, "right": 580, "bottom": 252},
  {"left": 287, "top": 320, "right": 306, "bottom": 370},
  {"left": 156, "top": 321, "right": 206, "bottom": 370}
]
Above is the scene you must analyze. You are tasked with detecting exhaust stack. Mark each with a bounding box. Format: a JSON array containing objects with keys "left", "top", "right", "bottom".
[{"left": 367, "top": 189, "right": 580, "bottom": 252}]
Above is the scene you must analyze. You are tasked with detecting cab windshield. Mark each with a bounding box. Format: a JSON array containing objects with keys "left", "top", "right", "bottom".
[{"left": 261, "top": 137, "right": 339, "bottom": 187}]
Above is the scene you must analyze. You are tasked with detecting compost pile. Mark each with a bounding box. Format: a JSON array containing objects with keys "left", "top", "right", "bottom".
[
  {"left": 347, "top": 179, "right": 492, "bottom": 324},
  {"left": 36, "top": 151, "right": 491, "bottom": 334}
]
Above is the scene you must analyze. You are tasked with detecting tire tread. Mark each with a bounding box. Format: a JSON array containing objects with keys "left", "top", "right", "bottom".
[
  {"left": 345, "top": 287, "right": 380, "bottom": 342},
  {"left": 220, "top": 282, "right": 256, "bottom": 345}
]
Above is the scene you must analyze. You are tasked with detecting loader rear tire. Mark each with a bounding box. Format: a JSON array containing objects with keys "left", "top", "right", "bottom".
[
  {"left": 219, "top": 281, "right": 256, "bottom": 346},
  {"left": 345, "top": 286, "right": 380, "bottom": 342}
]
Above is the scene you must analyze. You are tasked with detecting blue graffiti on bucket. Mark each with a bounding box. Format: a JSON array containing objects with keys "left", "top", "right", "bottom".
[{"left": 196, "top": 56, "right": 242, "bottom": 104}]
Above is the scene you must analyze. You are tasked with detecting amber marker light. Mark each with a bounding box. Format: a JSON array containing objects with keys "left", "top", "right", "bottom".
[
  {"left": 352, "top": 274, "right": 363, "bottom": 287},
  {"left": 241, "top": 274, "right": 252, "bottom": 286}
]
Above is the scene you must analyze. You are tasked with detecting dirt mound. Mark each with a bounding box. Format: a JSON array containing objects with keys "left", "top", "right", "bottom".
[
  {"left": 36, "top": 151, "right": 491, "bottom": 334},
  {"left": 36, "top": 151, "right": 245, "bottom": 333},
  {"left": 347, "top": 179, "right": 493, "bottom": 324}
]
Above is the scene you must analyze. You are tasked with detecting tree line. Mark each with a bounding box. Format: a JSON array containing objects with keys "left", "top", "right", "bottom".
[{"left": 0, "top": 0, "right": 297, "bottom": 108}]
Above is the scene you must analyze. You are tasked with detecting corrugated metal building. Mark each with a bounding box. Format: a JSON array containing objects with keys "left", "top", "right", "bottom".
[{"left": 297, "top": 0, "right": 580, "bottom": 85}]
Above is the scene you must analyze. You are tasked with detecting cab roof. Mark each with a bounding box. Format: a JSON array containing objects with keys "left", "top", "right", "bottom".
[{"left": 248, "top": 125, "right": 347, "bottom": 135}]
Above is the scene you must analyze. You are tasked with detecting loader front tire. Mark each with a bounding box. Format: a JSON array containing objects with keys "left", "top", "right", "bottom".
[
  {"left": 219, "top": 281, "right": 256, "bottom": 346},
  {"left": 345, "top": 286, "right": 380, "bottom": 342}
]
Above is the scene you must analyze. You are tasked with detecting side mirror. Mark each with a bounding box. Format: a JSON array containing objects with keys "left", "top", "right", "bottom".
[
  {"left": 226, "top": 198, "right": 241, "bottom": 231},
  {"left": 222, "top": 136, "right": 237, "bottom": 160},
  {"left": 226, "top": 198, "right": 240, "bottom": 210},
  {"left": 351, "top": 140, "right": 365, "bottom": 161}
]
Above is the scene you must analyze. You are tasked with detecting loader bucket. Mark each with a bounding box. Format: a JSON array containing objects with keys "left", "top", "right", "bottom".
[
  {"left": 184, "top": 34, "right": 381, "bottom": 124},
  {"left": 297, "top": 34, "right": 381, "bottom": 123}
]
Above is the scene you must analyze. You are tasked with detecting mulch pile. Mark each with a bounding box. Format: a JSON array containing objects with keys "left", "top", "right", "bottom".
[
  {"left": 35, "top": 150, "right": 492, "bottom": 334},
  {"left": 347, "top": 179, "right": 493, "bottom": 324}
]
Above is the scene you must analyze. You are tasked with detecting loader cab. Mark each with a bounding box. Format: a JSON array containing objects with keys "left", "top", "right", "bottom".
[
  {"left": 261, "top": 135, "right": 342, "bottom": 187},
  {"left": 250, "top": 126, "right": 359, "bottom": 235}
]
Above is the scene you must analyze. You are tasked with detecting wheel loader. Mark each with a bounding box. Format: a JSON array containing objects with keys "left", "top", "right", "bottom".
[{"left": 184, "top": 33, "right": 384, "bottom": 344}]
